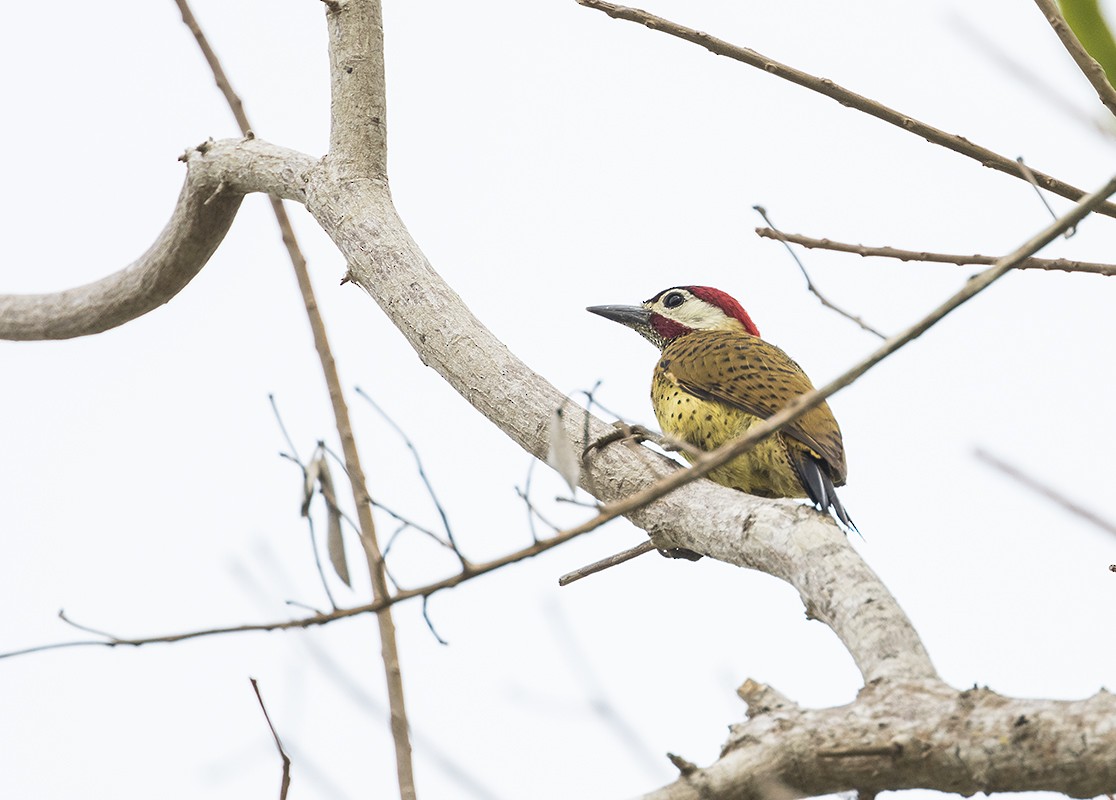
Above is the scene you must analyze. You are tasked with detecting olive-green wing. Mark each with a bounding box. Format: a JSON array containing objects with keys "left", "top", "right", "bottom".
[{"left": 661, "top": 329, "right": 848, "bottom": 483}]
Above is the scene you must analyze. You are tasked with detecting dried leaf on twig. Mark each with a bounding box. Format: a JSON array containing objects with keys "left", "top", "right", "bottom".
[{"left": 547, "top": 406, "right": 580, "bottom": 493}]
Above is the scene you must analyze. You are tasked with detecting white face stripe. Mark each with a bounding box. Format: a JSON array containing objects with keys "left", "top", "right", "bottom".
[{"left": 644, "top": 288, "right": 739, "bottom": 331}]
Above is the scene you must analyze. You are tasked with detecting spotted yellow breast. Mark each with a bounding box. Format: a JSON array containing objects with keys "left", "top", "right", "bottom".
[{"left": 651, "top": 329, "right": 847, "bottom": 498}]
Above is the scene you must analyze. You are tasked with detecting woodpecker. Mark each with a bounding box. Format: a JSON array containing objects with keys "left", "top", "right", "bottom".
[{"left": 588, "top": 286, "right": 854, "bottom": 530}]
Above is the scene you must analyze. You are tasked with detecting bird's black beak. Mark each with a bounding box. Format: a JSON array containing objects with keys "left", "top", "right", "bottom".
[{"left": 586, "top": 304, "right": 652, "bottom": 330}]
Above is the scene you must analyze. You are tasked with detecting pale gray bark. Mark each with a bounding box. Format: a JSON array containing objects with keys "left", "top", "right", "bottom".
[
  {"left": 640, "top": 681, "right": 1116, "bottom": 799},
  {"left": 0, "top": 2, "right": 1112, "bottom": 797},
  {"left": 0, "top": 139, "right": 313, "bottom": 340}
]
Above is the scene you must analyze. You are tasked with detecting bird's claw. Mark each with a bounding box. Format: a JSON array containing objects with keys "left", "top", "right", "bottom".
[{"left": 582, "top": 421, "right": 657, "bottom": 458}]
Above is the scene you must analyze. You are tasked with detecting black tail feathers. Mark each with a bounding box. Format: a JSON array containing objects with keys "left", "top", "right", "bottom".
[{"left": 793, "top": 455, "right": 858, "bottom": 534}]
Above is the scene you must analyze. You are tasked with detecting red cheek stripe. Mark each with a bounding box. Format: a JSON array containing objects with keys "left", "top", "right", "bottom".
[{"left": 651, "top": 314, "right": 692, "bottom": 340}]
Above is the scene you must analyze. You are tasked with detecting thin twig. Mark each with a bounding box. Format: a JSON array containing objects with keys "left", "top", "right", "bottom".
[
  {"left": 57, "top": 610, "right": 117, "bottom": 639},
  {"left": 576, "top": 0, "right": 1116, "bottom": 220},
  {"left": 354, "top": 386, "right": 463, "bottom": 562},
  {"left": 553, "top": 496, "right": 601, "bottom": 509},
  {"left": 558, "top": 175, "right": 1116, "bottom": 545},
  {"left": 577, "top": 380, "right": 603, "bottom": 457},
  {"left": 381, "top": 522, "right": 412, "bottom": 561},
  {"left": 374, "top": 502, "right": 452, "bottom": 548},
  {"left": 1032, "top": 0, "right": 1116, "bottom": 119},
  {"left": 421, "top": 596, "right": 448, "bottom": 645},
  {"left": 303, "top": 513, "right": 339, "bottom": 610},
  {"left": 249, "top": 678, "right": 292, "bottom": 800},
  {"left": 667, "top": 753, "right": 698, "bottom": 776},
  {"left": 1016, "top": 157, "right": 1075, "bottom": 237},
  {"left": 285, "top": 600, "right": 327, "bottom": 616},
  {"left": 517, "top": 490, "right": 567, "bottom": 531},
  {"left": 974, "top": 448, "right": 1116, "bottom": 538},
  {"left": 318, "top": 443, "right": 453, "bottom": 547},
  {"left": 753, "top": 206, "right": 886, "bottom": 338},
  {"left": 0, "top": 522, "right": 606, "bottom": 660},
  {"left": 558, "top": 540, "right": 657, "bottom": 586},
  {"left": 753, "top": 228, "right": 1116, "bottom": 277},
  {"left": 578, "top": 383, "right": 627, "bottom": 425},
  {"left": 173, "top": 2, "right": 416, "bottom": 795},
  {"left": 519, "top": 457, "right": 542, "bottom": 543},
  {"left": 268, "top": 394, "right": 302, "bottom": 464}
]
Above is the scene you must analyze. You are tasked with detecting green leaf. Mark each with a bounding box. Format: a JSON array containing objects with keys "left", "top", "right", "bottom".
[{"left": 1060, "top": 0, "right": 1116, "bottom": 87}]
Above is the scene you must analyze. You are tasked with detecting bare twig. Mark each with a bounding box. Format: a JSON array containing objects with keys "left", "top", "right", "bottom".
[
  {"left": 354, "top": 386, "right": 463, "bottom": 562},
  {"left": 0, "top": 521, "right": 605, "bottom": 661},
  {"left": 373, "top": 501, "right": 452, "bottom": 548},
  {"left": 575, "top": 0, "right": 1116, "bottom": 219},
  {"left": 515, "top": 497, "right": 562, "bottom": 541},
  {"left": 1015, "top": 157, "right": 1074, "bottom": 236},
  {"left": 249, "top": 678, "right": 292, "bottom": 800},
  {"left": 1033, "top": 0, "right": 1116, "bottom": 118},
  {"left": 268, "top": 394, "right": 303, "bottom": 463},
  {"left": 304, "top": 513, "right": 339, "bottom": 610},
  {"left": 565, "top": 175, "right": 1116, "bottom": 547},
  {"left": 667, "top": 753, "right": 699, "bottom": 776},
  {"left": 173, "top": 2, "right": 416, "bottom": 796},
  {"left": 558, "top": 540, "right": 656, "bottom": 586},
  {"left": 421, "top": 596, "right": 448, "bottom": 645},
  {"left": 57, "top": 609, "right": 117, "bottom": 639},
  {"left": 317, "top": 442, "right": 453, "bottom": 547},
  {"left": 753, "top": 228, "right": 1116, "bottom": 277},
  {"left": 518, "top": 458, "right": 543, "bottom": 543},
  {"left": 285, "top": 600, "right": 327, "bottom": 616},
  {"left": 553, "top": 496, "right": 602, "bottom": 509},
  {"left": 974, "top": 447, "right": 1116, "bottom": 538},
  {"left": 753, "top": 206, "right": 886, "bottom": 338}
]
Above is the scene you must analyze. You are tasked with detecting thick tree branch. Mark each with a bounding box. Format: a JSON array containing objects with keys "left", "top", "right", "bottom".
[
  {"left": 6, "top": 7, "right": 1114, "bottom": 797},
  {"left": 325, "top": 0, "right": 388, "bottom": 179},
  {"left": 754, "top": 228, "right": 1116, "bottom": 276},
  {"left": 0, "top": 138, "right": 314, "bottom": 340},
  {"left": 640, "top": 681, "right": 1116, "bottom": 800},
  {"left": 575, "top": 0, "right": 1116, "bottom": 220}
]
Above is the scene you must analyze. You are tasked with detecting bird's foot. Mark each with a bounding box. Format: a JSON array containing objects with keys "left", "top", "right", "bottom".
[
  {"left": 653, "top": 433, "right": 704, "bottom": 459},
  {"left": 582, "top": 421, "right": 657, "bottom": 458}
]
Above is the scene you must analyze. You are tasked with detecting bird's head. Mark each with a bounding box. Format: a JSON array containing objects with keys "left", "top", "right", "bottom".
[{"left": 587, "top": 286, "right": 760, "bottom": 349}]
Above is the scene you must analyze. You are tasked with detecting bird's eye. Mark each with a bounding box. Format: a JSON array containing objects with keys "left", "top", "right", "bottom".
[{"left": 663, "top": 292, "right": 685, "bottom": 309}]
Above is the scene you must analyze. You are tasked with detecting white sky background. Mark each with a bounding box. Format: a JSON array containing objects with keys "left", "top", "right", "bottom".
[{"left": 1, "top": 1, "right": 1115, "bottom": 798}]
